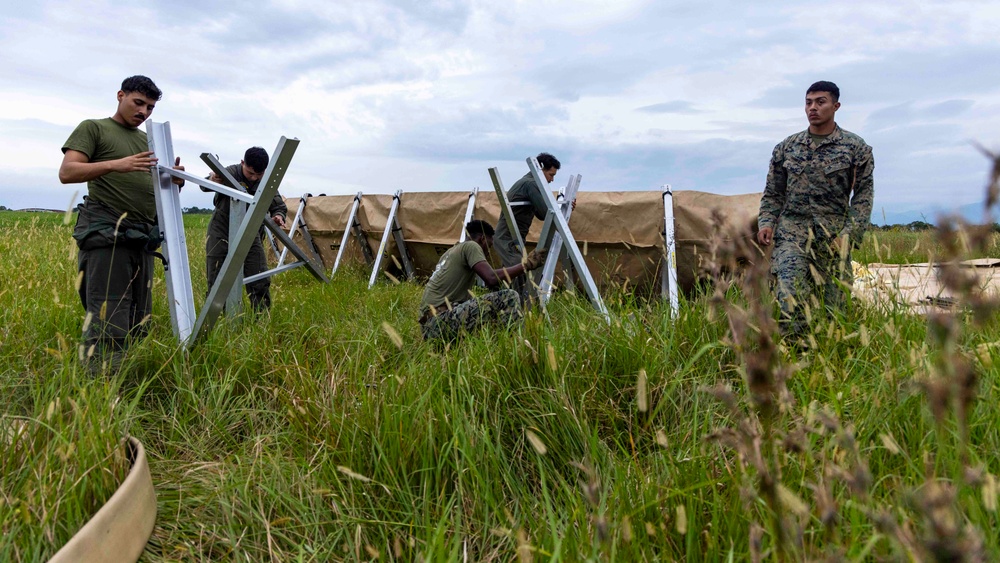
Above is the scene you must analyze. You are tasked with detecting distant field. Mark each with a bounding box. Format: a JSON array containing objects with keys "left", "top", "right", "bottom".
[{"left": 2, "top": 210, "right": 999, "bottom": 561}]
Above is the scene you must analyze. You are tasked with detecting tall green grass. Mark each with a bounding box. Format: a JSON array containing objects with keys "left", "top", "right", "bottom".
[{"left": 1, "top": 210, "right": 998, "bottom": 561}]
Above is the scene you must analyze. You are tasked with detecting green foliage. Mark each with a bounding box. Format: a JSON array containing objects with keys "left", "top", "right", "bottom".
[
  {"left": 1, "top": 212, "right": 999, "bottom": 560},
  {"left": 182, "top": 206, "right": 214, "bottom": 215}
]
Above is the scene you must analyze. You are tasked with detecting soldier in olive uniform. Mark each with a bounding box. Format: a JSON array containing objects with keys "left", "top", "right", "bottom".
[
  {"left": 420, "top": 220, "right": 546, "bottom": 342},
  {"left": 493, "top": 152, "right": 561, "bottom": 302},
  {"left": 757, "top": 81, "right": 874, "bottom": 336},
  {"left": 202, "top": 147, "right": 287, "bottom": 312},
  {"left": 59, "top": 75, "right": 185, "bottom": 370}
]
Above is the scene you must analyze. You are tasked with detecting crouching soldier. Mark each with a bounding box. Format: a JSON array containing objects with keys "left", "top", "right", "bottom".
[{"left": 419, "top": 220, "right": 546, "bottom": 342}]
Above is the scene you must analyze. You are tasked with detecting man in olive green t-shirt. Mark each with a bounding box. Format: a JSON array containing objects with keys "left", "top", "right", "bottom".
[
  {"left": 419, "top": 220, "right": 546, "bottom": 342},
  {"left": 59, "top": 75, "right": 184, "bottom": 372}
]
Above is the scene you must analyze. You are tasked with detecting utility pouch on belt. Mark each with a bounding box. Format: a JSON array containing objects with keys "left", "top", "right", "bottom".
[{"left": 73, "top": 197, "right": 162, "bottom": 253}]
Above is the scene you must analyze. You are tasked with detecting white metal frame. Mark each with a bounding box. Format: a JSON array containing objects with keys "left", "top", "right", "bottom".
[
  {"left": 458, "top": 187, "right": 479, "bottom": 243},
  {"left": 331, "top": 192, "right": 375, "bottom": 277},
  {"left": 277, "top": 194, "right": 309, "bottom": 267},
  {"left": 537, "top": 174, "right": 581, "bottom": 304},
  {"left": 146, "top": 122, "right": 197, "bottom": 341},
  {"left": 147, "top": 121, "right": 303, "bottom": 345},
  {"left": 661, "top": 185, "right": 679, "bottom": 316},
  {"left": 368, "top": 190, "right": 415, "bottom": 288},
  {"left": 526, "top": 157, "right": 610, "bottom": 322}
]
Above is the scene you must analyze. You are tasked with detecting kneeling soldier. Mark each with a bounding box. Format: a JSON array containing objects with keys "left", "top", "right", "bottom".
[{"left": 419, "top": 220, "right": 546, "bottom": 342}]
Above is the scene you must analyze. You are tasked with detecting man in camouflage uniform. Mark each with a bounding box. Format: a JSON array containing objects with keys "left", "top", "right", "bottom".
[
  {"left": 420, "top": 220, "right": 546, "bottom": 342},
  {"left": 202, "top": 146, "right": 287, "bottom": 312},
  {"left": 493, "top": 152, "right": 563, "bottom": 303},
  {"left": 59, "top": 75, "right": 185, "bottom": 371},
  {"left": 757, "top": 81, "right": 874, "bottom": 336}
]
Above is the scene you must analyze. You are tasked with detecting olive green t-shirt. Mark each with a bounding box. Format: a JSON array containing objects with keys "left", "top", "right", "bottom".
[
  {"left": 809, "top": 131, "right": 831, "bottom": 146},
  {"left": 62, "top": 118, "right": 156, "bottom": 224},
  {"left": 419, "top": 241, "right": 488, "bottom": 317}
]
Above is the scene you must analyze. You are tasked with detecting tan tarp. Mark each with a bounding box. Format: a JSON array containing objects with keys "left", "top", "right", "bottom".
[
  {"left": 853, "top": 259, "right": 1000, "bottom": 312},
  {"left": 287, "top": 190, "right": 763, "bottom": 294}
]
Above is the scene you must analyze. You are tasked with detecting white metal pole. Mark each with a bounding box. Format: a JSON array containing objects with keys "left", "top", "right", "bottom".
[
  {"left": 662, "top": 184, "right": 679, "bottom": 316},
  {"left": 458, "top": 187, "right": 479, "bottom": 243},
  {"left": 368, "top": 190, "right": 403, "bottom": 288},
  {"left": 333, "top": 192, "right": 363, "bottom": 277},
  {"left": 146, "top": 121, "right": 197, "bottom": 342}
]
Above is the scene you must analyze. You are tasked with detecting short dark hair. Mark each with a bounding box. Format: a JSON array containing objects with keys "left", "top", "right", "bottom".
[
  {"left": 120, "top": 75, "right": 162, "bottom": 101},
  {"left": 466, "top": 219, "right": 494, "bottom": 239},
  {"left": 806, "top": 81, "right": 840, "bottom": 103},
  {"left": 244, "top": 147, "right": 269, "bottom": 174},
  {"left": 537, "top": 152, "right": 561, "bottom": 170}
]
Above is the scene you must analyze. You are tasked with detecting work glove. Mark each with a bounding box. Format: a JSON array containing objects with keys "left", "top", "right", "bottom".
[{"left": 522, "top": 248, "right": 548, "bottom": 271}]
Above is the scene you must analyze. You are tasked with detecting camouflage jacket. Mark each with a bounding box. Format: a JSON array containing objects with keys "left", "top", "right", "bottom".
[{"left": 758, "top": 125, "right": 874, "bottom": 245}]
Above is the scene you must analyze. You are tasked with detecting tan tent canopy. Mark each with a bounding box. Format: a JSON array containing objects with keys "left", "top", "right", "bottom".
[{"left": 287, "top": 190, "right": 763, "bottom": 295}]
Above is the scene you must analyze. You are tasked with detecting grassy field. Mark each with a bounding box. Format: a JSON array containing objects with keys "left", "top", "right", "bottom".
[{"left": 2, "top": 210, "right": 999, "bottom": 561}]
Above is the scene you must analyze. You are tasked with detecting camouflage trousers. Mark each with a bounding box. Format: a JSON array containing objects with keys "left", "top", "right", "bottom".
[
  {"left": 771, "top": 237, "right": 852, "bottom": 336},
  {"left": 420, "top": 289, "right": 522, "bottom": 342}
]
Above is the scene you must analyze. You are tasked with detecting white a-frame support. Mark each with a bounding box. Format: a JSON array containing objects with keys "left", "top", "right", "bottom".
[
  {"left": 526, "top": 157, "right": 610, "bottom": 323},
  {"left": 536, "top": 174, "right": 581, "bottom": 304},
  {"left": 368, "top": 190, "right": 415, "bottom": 288},
  {"left": 458, "top": 187, "right": 479, "bottom": 243},
  {"left": 661, "top": 184, "right": 679, "bottom": 316},
  {"left": 332, "top": 192, "right": 375, "bottom": 277},
  {"left": 147, "top": 120, "right": 301, "bottom": 345},
  {"left": 276, "top": 193, "right": 323, "bottom": 270},
  {"left": 277, "top": 194, "right": 309, "bottom": 266},
  {"left": 488, "top": 168, "right": 526, "bottom": 260},
  {"left": 202, "top": 156, "right": 328, "bottom": 290}
]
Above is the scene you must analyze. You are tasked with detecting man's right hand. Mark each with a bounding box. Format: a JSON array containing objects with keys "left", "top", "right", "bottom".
[
  {"left": 115, "top": 151, "right": 158, "bottom": 173},
  {"left": 523, "top": 248, "right": 548, "bottom": 271},
  {"left": 757, "top": 227, "right": 774, "bottom": 246}
]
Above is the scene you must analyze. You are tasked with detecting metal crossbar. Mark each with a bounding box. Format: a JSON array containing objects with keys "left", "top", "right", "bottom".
[{"left": 526, "top": 157, "right": 610, "bottom": 322}]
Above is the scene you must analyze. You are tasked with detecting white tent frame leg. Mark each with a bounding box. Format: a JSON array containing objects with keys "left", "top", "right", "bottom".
[
  {"left": 277, "top": 193, "right": 309, "bottom": 267},
  {"left": 661, "top": 184, "right": 679, "bottom": 316},
  {"left": 368, "top": 189, "right": 415, "bottom": 288},
  {"left": 331, "top": 192, "right": 375, "bottom": 277},
  {"left": 457, "top": 186, "right": 479, "bottom": 243}
]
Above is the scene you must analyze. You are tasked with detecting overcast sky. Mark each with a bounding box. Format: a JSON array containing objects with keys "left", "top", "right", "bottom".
[{"left": 1, "top": 0, "right": 998, "bottom": 219}]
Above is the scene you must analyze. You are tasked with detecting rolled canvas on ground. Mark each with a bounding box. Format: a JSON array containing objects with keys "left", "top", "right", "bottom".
[{"left": 288, "top": 190, "right": 764, "bottom": 292}]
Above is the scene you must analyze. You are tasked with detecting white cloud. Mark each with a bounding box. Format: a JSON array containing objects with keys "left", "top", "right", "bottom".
[{"left": 0, "top": 0, "right": 998, "bottom": 215}]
